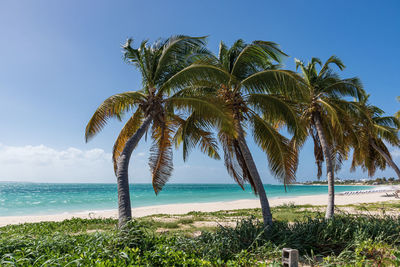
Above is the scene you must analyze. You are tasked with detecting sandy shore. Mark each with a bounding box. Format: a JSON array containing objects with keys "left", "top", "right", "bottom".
[{"left": 1, "top": 188, "right": 399, "bottom": 227}]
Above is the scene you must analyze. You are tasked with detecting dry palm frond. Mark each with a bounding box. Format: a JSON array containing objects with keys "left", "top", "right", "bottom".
[
  {"left": 149, "top": 120, "right": 174, "bottom": 194},
  {"left": 112, "top": 109, "right": 144, "bottom": 173},
  {"left": 219, "top": 131, "right": 257, "bottom": 193}
]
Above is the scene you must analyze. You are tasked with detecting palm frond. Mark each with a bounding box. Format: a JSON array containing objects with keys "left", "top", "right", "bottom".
[
  {"left": 85, "top": 91, "right": 145, "bottom": 142},
  {"left": 154, "top": 36, "right": 208, "bottom": 84},
  {"left": 375, "top": 124, "right": 400, "bottom": 146},
  {"left": 294, "top": 58, "right": 311, "bottom": 86},
  {"left": 149, "top": 121, "right": 174, "bottom": 194},
  {"left": 231, "top": 41, "right": 286, "bottom": 79},
  {"left": 246, "top": 94, "right": 301, "bottom": 135},
  {"left": 112, "top": 109, "right": 144, "bottom": 174},
  {"left": 173, "top": 113, "right": 220, "bottom": 161},
  {"left": 253, "top": 40, "right": 288, "bottom": 58},
  {"left": 310, "top": 128, "right": 324, "bottom": 179},
  {"left": 226, "top": 39, "right": 246, "bottom": 72},
  {"left": 319, "top": 55, "right": 345, "bottom": 77},
  {"left": 374, "top": 116, "right": 400, "bottom": 129},
  {"left": 316, "top": 99, "right": 342, "bottom": 132},
  {"left": 218, "top": 41, "right": 228, "bottom": 62},
  {"left": 122, "top": 39, "right": 151, "bottom": 85},
  {"left": 322, "top": 78, "right": 364, "bottom": 99},
  {"left": 169, "top": 84, "right": 217, "bottom": 99},
  {"left": 310, "top": 57, "right": 322, "bottom": 67},
  {"left": 160, "top": 64, "right": 231, "bottom": 95},
  {"left": 351, "top": 135, "right": 387, "bottom": 177},
  {"left": 166, "top": 95, "right": 232, "bottom": 132},
  {"left": 218, "top": 131, "right": 256, "bottom": 192},
  {"left": 249, "top": 113, "right": 297, "bottom": 185},
  {"left": 241, "top": 69, "right": 303, "bottom": 96}
]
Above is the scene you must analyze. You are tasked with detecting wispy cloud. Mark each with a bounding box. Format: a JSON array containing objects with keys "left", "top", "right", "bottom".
[
  {"left": 0, "top": 144, "right": 117, "bottom": 182},
  {"left": 0, "top": 143, "right": 232, "bottom": 184},
  {"left": 0, "top": 144, "right": 111, "bottom": 165}
]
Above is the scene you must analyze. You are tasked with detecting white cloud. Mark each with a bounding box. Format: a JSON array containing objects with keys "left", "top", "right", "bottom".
[
  {"left": 0, "top": 143, "right": 233, "bottom": 184},
  {"left": 0, "top": 144, "right": 117, "bottom": 182}
]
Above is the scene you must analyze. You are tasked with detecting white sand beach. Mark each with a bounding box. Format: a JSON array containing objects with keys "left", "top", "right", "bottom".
[{"left": 1, "top": 186, "right": 399, "bottom": 227}]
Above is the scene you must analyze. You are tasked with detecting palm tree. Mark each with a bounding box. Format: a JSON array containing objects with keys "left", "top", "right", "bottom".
[
  {"left": 351, "top": 94, "right": 400, "bottom": 179},
  {"left": 175, "top": 40, "right": 301, "bottom": 226},
  {"left": 396, "top": 96, "right": 400, "bottom": 119},
  {"left": 294, "top": 56, "right": 364, "bottom": 219},
  {"left": 85, "top": 36, "right": 227, "bottom": 227}
]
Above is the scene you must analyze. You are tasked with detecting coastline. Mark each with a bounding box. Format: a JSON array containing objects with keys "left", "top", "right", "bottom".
[{"left": 1, "top": 187, "right": 398, "bottom": 227}]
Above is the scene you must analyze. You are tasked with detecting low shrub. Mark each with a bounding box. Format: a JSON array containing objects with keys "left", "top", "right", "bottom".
[{"left": 1, "top": 214, "right": 400, "bottom": 266}]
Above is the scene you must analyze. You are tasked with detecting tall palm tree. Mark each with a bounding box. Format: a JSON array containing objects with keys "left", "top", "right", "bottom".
[
  {"left": 85, "top": 36, "right": 227, "bottom": 227},
  {"left": 174, "top": 39, "right": 302, "bottom": 226},
  {"left": 351, "top": 94, "right": 400, "bottom": 179},
  {"left": 294, "top": 56, "right": 364, "bottom": 219}
]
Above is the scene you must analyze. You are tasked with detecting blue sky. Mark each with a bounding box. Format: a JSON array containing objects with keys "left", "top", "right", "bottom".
[{"left": 0, "top": 0, "right": 399, "bottom": 183}]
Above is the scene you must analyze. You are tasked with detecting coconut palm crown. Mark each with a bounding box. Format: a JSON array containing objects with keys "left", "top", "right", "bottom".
[
  {"left": 174, "top": 39, "right": 302, "bottom": 226},
  {"left": 294, "top": 56, "right": 364, "bottom": 218},
  {"left": 85, "top": 36, "right": 228, "bottom": 226},
  {"left": 351, "top": 94, "right": 400, "bottom": 179}
]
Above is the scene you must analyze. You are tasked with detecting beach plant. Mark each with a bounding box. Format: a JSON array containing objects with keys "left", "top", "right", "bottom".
[
  {"left": 85, "top": 36, "right": 228, "bottom": 227},
  {"left": 350, "top": 93, "right": 400, "bottom": 179},
  {"left": 293, "top": 56, "right": 364, "bottom": 218},
  {"left": 1, "top": 209, "right": 400, "bottom": 265},
  {"left": 175, "top": 39, "right": 302, "bottom": 226}
]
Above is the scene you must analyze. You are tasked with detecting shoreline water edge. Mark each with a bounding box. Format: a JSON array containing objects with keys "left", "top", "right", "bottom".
[
  {"left": 0, "top": 183, "right": 375, "bottom": 217},
  {"left": 1, "top": 185, "right": 398, "bottom": 227}
]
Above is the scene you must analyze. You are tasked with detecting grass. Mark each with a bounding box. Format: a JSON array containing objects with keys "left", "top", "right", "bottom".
[
  {"left": 1, "top": 202, "right": 400, "bottom": 266},
  {"left": 177, "top": 218, "right": 195, "bottom": 224},
  {"left": 344, "top": 201, "right": 400, "bottom": 211}
]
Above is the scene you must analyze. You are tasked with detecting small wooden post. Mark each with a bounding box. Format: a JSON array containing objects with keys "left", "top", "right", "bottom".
[{"left": 282, "top": 248, "right": 299, "bottom": 267}]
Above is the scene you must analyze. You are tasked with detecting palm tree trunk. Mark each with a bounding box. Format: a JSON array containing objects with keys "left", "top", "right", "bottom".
[
  {"left": 370, "top": 139, "right": 400, "bottom": 180},
  {"left": 116, "top": 115, "right": 152, "bottom": 227},
  {"left": 236, "top": 122, "right": 273, "bottom": 226},
  {"left": 313, "top": 114, "right": 335, "bottom": 219}
]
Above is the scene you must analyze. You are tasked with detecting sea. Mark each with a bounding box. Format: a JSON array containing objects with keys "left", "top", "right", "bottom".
[{"left": 0, "top": 183, "right": 372, "bottom": 216}]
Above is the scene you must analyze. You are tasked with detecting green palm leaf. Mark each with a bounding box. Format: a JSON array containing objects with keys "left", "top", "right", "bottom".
[
  {"left": 246, "top": 94, "right": 300, "bottom": 135},
  {"left": 173, "top": 113, "right": 220, "bottom": 161},
  {"left": 241, "top": 69, "right": 302, "bottom": 96},
  {"left": 85, "top": 91, "right": 145, "bottom": 141},
  {"left": 249, "top": 113, "right": 297, "bottom": 185},
  {"left": 160, "top": 64, "right": 231, "bottom": 94}
]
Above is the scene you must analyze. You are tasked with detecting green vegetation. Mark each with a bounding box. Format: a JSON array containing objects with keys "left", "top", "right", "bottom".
[{"left": 1, "top": 204, "right": 400, "bottom": 266}]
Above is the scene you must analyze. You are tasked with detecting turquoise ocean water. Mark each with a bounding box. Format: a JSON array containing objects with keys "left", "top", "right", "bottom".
[{"left": 0, "top": 183, "right": 372, "bottom": 216}]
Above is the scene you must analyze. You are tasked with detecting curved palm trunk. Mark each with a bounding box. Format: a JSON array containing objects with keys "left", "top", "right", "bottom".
[
  {"left": 370, "top": 139, "right": 400, "bottom": 180},
  {"left": 116, "top": 115, "right": 152, "bottom": 227},
  {"left": 236, "top": 122, "right": 273, "bottom": 226},
  {"left": 313, "top": 114, "right": 335, "bottom": 219}
]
